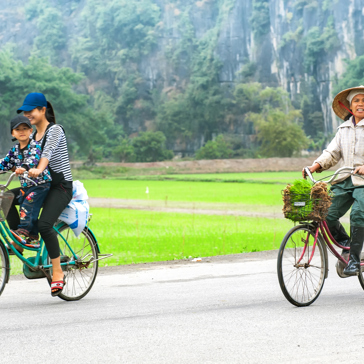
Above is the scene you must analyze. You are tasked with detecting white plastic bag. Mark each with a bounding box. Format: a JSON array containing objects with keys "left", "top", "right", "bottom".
[{"left": 59, "top": 180, "right": 89, "bottom": 238}]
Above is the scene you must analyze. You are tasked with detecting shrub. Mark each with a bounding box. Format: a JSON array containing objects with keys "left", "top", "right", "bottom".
[
  {"left": 132, "top": 131, "right": 174, "bottom": 162},
  {"left": 195, "top": 135, "right": 234, "bottom": 160}
]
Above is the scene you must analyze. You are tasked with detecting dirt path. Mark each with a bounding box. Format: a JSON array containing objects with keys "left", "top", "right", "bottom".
[
  {"left": 72, "top": 155, "right": 321, "bottom": 174},
  {"left": 89, "top": 197, "right": 350, "bottom": 222}
]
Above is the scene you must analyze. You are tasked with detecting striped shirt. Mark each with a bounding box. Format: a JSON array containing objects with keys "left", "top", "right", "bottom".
[
  {"left": 35, "top": 124, "right": 73, "bottom": 183},
  {"left": 314, "top": 116, "right": 364, "bottom": 186}
]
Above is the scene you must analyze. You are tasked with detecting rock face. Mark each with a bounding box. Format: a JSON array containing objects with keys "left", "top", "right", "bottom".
[
  {"left": 214, "top": 0, "right": 364, "bottom": 133},
  {"left": 1, "top": 0, "right": 363, "bottom": 137}
]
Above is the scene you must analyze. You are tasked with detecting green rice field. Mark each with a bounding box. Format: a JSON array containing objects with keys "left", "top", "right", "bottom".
[
  {"left": 83, "top": 179, "right": 285, "bottom": 205},
  {"left": 6, "top": 171, "right": 346, "bottom": 273}
]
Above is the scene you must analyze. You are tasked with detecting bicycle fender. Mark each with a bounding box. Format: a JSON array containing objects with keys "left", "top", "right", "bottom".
[
  {"left": 54, "top": 221, "right": 100, "bottom": 253},
  {"left": 87, "top": 227, "right": 100, "bottom": 253},
  {"left": 0, "top": 241, "right": 11, "bottom": 284}
]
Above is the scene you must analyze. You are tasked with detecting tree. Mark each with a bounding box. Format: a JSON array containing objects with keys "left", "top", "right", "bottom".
[
  {"left": 333, "top": 55, "right": 364, "bottom": 95},
  {"left": 251, "top": 0, "right": 270, "bottom": 41},
  {"left": 195, "top": 135, "right": 234, "bottom": 160},
  {"left": 132, "top": 131, "right": 173, "bottom": 162},
  {"left": 113, "top": 138, "right": 135, "bottom": 162},
  {"left": 0, "top": 48, "right": 104, "bottom": 156},
  {"left": 233, "top": 82, "right": 261, "bottom": 115},
  {"left": 248, "top": 110, "right": 308, "bottom": 157}
]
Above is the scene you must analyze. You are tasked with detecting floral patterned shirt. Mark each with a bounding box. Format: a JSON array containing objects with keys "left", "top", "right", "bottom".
[{"left": 0, "top": 139, "right": 52, "bottom": 188}]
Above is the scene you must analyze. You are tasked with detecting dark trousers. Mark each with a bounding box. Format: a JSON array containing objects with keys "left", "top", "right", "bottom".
[
  {"left": 17, "top": 183, "right": 51, "bottom": 236},
  {"left": 327, "top": 177, "right": 364, "bottom": 228},
  {"left": 7, "top": 183, "right": 72, "bottom": 259}
]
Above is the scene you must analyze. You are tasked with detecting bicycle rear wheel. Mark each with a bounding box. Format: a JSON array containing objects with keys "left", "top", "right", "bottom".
[
  {"left": 277, "top": 225, "right": 326, "bottom": 307},
  {"left": 358, "top": 260, "right": 364, "bottom": 289},
  {"left": 48, "top": 225, "right": 98, "bottom": 301},
  {"left": 0, "top": 242, "right": 9, "bottom": 297}
]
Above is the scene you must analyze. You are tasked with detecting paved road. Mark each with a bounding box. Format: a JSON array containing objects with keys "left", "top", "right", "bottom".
[{"left": 0, "top": 251, "right": 363, "bottom": 363}]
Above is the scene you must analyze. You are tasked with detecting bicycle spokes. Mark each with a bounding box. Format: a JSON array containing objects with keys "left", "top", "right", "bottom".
[{"left": 278, "top": 225, "right": 326, "bottom": 306}]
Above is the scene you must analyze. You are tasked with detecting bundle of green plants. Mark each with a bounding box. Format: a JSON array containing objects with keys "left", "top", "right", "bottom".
[
  {"left": 282, "top": 179, "right": 313, "bottom": 221},
  {"left": 282, "top": 179, "right": 332, "bottom": 221}
]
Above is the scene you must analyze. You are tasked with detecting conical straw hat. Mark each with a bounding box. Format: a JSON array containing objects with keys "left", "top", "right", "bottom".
[{"left": 332, "top": 85, "right": 364, "bottom": 120}]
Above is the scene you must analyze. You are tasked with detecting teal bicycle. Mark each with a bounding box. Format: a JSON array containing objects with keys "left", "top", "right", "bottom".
[{"left": 0, "top": 172, "right": 111, "bottom": 301}]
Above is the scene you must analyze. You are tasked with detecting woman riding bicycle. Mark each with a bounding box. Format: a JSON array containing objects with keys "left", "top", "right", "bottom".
[
  {"left": 304, "top": 85, "right": 364, "bottom": 277},
  {"left": 7, "top": 93, "right": 73, "bottom": 296}
]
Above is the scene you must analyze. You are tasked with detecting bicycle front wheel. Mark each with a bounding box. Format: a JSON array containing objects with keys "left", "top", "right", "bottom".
[
  {"left": 0, "top": 242, "right": 9, "bottom": 297},
  {"left": 277, "top": 225, "right": 326, "bottom": 307},
  {"left": 48, "top": 225, "right": 99, "bottom": 301}
]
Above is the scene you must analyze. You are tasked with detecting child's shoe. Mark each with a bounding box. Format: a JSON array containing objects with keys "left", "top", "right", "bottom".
[
  {"left": 12, "top": 229, "right": 29, "bottom": 246},
  {"left": 27, "top": 235, "right": 40, "bottom": 248},
  {"left": 12, "top": 230, "right": 40, "bottom": 248}
]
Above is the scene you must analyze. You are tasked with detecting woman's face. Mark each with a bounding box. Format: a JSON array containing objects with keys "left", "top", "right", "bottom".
[
  {"left": 351, "top": 94, "right": 364, "bottom": 120},
  {"left": 23, "top": 107, "right": 46, "bottom": 126}
]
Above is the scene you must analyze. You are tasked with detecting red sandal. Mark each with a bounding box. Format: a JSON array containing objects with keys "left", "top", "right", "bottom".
[{"left": 51, "top": 277, "right": 66, "bottom": 297}]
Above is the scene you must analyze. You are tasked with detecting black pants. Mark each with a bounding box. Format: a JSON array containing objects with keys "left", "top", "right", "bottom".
[{"left": 7, "top": 183, "right": 72, "bottom": 259}]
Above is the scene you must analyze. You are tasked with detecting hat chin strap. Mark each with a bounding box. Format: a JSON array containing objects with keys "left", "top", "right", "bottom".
[
  {"left": 339, "top": 101, "right": 354, "bottom": 116},
  {"left": 339, "top": 101, "right": 357, "bottom": 125}
]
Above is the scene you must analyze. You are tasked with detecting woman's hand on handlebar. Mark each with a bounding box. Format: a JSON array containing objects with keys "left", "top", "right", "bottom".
[
  {"left": 28, "top": 168, "right": 42, "bottom": 178},
  {"left": 302, "top": 163, "right": 321, "bottom": 179},
  {"left": 354, "top": 165, "right": 364, "bottom": 175}
]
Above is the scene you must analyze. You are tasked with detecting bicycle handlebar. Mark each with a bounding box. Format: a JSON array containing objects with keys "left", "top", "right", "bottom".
[
  {"left": 0, "top": 171, "right": 38, "bottom": 190},
  {"left": 304, "top": 166, "right": 355, "bottom": 184}
]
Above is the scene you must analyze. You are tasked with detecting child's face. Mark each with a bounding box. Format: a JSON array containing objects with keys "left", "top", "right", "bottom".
[
  {"left": 11, "top": 124, "right": 33, "bottom": 143},
  {"left": 23, "top": 107, "right": 46, "bottom": 126}
]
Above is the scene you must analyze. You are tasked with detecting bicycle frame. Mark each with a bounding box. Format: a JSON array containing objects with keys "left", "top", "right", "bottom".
[
  {"left": 299, "top": 220, "right": 363, "bottom": 267},
  {"left": 300, "top": 165, "right": 364, "bottom": 266},
  {"left": 0, "top": 219, "right": 99, "bottom": 272}
]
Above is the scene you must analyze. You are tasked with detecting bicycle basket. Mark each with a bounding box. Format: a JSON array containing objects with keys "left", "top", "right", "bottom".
[
  {"left": 282, "top": 182, "right": 332, "bottom": 222},
  {"left": 0, "top": 190, "right": 15, "bottom": 222}
]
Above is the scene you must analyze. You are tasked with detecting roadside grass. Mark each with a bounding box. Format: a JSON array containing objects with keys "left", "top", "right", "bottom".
[
  {"left": 9, "top": 206, "right": 350, "bottom": 274},
  {"left": 9, "top": 208, "right": 295, "bottom": 274},
  {"left": 90, "top": 208, "right": 294, "bottom": 266}
]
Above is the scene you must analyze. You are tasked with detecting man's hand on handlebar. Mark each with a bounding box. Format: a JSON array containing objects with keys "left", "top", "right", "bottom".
[
  {"left": 302, "top": 163, "right": 321, "bottom": 179},
  {"left": 354, "top": 165, "right": 364, "bottom": 175}
]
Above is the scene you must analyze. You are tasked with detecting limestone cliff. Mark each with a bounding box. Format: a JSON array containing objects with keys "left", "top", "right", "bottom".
[{"left": 0, "top": 0, "right": 363, "bottom": 143}]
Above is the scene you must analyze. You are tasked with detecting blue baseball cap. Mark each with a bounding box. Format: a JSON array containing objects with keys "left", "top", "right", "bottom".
[{"left": 17, "top": 92, "right": 47, "bottom": 113}]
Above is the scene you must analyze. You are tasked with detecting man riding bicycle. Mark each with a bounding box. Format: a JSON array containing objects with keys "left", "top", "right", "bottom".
[{"left": 304, "top": 85, "right": 364, "bottom": 276}]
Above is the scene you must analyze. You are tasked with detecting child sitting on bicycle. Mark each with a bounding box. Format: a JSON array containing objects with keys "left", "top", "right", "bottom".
[
  {"left": 303, "top": 85, "right": 364, "bottom": 277},
  {"left": 0, "top": 115, "right": 52, "bottom": 246}
]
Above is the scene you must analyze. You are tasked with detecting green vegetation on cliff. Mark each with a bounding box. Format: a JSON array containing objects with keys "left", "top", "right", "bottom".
[{"left": 0, "top": 0, "right": 350, "bottom": 160}]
